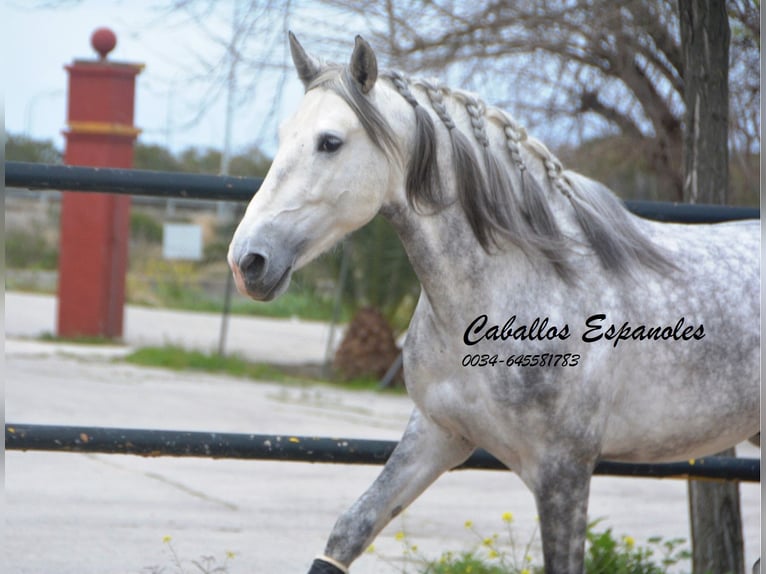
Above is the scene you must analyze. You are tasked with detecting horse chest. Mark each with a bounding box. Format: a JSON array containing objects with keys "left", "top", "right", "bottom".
[{"left": 402, "top": 312, "right": 562, "bottom": 448}]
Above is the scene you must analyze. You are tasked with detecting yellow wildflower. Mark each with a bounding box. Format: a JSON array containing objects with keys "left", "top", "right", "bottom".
[
  {"left": 464, "top": 520, "right": 473, "bottom": 529},
  {"left": 622, "top": 535, "right": 636, "bottom": 549},
  {"left": 395, "top": 531, "right": 405, "bottom": 541},
  {"left": 226, "top": 551, "right": 236, "bottom": 560},
  {"left": 501, "top": 511, "right": 513, "bottom": 523},
  {"left": 366, "top": 544, "right": 376, "bottom": 554},
  {"left": 162, "top": 535, "right": 172, "bottom": 544},
  {"left": 482, "top": 537, "right": 494, "bottom": 547},
  {"left": 488, "top": 550, "right": 499, "bottom": 559},
  {"left": 521, "top": 569, "right": 531, "bottom": 574}
]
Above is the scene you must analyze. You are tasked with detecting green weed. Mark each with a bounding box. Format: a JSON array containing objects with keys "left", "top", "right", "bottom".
[
  {"left": 142, "top": 536, "right": 235, "bottom": 573},
  {"left": 369, "top": 514, "right": 690, "bottom": 574}
]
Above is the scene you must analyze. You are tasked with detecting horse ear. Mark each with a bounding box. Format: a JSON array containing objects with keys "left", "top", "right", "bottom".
[
  {"left": 289, "top": 31, "right": 321, "bottom": 88},
  {"left": 349, "top": 35, "right": 378, "bottom": 94}
]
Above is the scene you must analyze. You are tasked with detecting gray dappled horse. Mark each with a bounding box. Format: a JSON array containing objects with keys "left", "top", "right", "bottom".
[{"left": 228, "top": 34, "right": 760, "bottom": 574}]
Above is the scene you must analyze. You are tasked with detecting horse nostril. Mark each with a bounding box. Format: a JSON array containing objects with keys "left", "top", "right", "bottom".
[{"left": 239, "top": 252, "right": 268, "bottom": 283}]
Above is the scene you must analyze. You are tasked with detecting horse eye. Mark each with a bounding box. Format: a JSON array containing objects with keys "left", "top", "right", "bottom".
[{"left": 317, "top": 134, "right": 343, "bottom": 153}]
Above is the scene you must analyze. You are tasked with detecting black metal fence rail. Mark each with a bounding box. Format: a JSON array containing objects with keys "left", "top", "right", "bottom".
[
  {"left": 5, "top": 161, "right": 261, "bottom": 202},
  {"left": 5, "top": 161, "right": 761, "bottom": 222},
  {"left": 5, "top": 424, "right": 759, "bottom": 482}
]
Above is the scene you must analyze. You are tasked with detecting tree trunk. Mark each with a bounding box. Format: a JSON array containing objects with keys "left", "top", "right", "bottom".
[
  {"left": 679, "top": 0, "right": 730, "bottom": 204},
  {"left": 688, "top": 450, "right": 745, "bottom": 574},
  {"left": 679, "top": 2, "right": 744, "bottom": 573}
]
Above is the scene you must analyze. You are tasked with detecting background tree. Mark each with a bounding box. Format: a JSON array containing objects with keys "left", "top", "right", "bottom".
[
  {"left": 147, "top": 0, "right": 298, "bottom": 155},
  {"left": 726, "top": 0, "right": 760, "bottom": 200},
  {"left": 319, "top": 0, "right": 759, "bottom": 203},
  {"left": 133, "top": 143, "right": 181, "bottom": 172},
  {"left": 680, "top": 0, "right": 730, "bottom": 204},
  {"left": 678, "top": 1, "right": 744, "bottom": 573},
  {"left": 5, "top": 134, "right": 62, "bottom": 164}
]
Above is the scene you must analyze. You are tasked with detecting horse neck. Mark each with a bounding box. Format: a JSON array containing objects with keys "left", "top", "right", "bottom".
[
  {"left": 380, "top": 167, "right": 553, "bottom": 333},
  {"left": 377, "top": 79, "right": 571, "bottom": 323},
  {"left": 381, "top": 200, "right": 492, "bottom": 324},
  {"left": 372, "top": 72, "right": 681, "bottom": 330}
]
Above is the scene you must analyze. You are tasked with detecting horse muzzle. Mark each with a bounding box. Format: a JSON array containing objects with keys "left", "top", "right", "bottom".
[
  {"left": 228, "top": 230, "right": 299, "bottom": 301},
  {"left": 231, "top": 251, "right": 294, "bottom": 302}
]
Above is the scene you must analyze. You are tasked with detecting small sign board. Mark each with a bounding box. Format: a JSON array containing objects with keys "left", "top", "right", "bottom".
[{"left": 163, "top": 223, "right": 203, "bottom": 261}]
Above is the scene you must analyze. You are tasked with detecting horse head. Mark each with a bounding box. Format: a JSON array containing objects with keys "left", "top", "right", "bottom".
[{"left": 228, "top": 34, "right": 404, "bottom": 301}]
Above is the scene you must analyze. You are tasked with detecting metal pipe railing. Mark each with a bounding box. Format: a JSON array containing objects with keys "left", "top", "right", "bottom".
[
  {"left": 5, "top": 424, "right": 759, "bottom": 482},
  {"left": 5, "top": 161, "right": 760, "bottom": 222}
]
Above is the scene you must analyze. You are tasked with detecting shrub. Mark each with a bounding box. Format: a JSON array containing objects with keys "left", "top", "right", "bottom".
[
  {"left": 5, "top": 228, "right": 58, "bottom": 270},
  {"left": 130, "top": 211, "right": 163, "bottom": 244}
]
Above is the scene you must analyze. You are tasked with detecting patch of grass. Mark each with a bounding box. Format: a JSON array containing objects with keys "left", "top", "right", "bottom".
[
  {"left": 122, "top": 345, "right": 401, "bottom": 393},
  {"left": 422, "top": 552, "right": 514, "bottom": 574},
  {"left": 226, "top": 289, "right": 350, "bottom": 322},
  {"left": 38, "top": 332, "right": 123, "bottom": 346},
  {"left": 124, "top": 345, "right": 296, "bottom": 382},
  {"left": 152, "top": 289, "right": 344, "bottom": 322}
]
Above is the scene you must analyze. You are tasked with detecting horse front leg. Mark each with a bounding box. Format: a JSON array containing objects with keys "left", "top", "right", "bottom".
[
  {"left": 306, "top": 408, "right": 474, "bottom": 574},
  {"left": 534, "top": 454, "right": 595, "bottom": 574}
]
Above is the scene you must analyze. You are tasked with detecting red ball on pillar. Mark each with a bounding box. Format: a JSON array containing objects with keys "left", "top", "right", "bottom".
[{"left": 91, "top": 27, "right": 117, "bottom": 60}]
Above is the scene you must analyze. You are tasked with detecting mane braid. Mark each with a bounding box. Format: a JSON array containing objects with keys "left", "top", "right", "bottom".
[
  {"left": 562, "top": 174, "right": 678, "bottom": 277},
  {"left": 524, "top": 137, "right": 677, "bottom": 277},
  {"left": 458, "top": 91, "right": 526, "bottom": 248},
  {"left": 451, "top": 90, "right": 576, "bottom": 279},
  {"left": 488, "top": 107, "right": 573, "bottom": 280},
  {"left": 386, "top": 71, "right": 445, "bottom": 210},
  {"left": 417, "top": 78, "right": 495, "bottom": 252}
]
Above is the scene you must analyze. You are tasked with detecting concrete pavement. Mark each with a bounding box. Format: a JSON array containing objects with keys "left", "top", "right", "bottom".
[
  {"left": 4, "top": 292, "right": 761, "bottom": 573},
  {"left": 5, "top": 291, "right": 339, "bottom": 365}
]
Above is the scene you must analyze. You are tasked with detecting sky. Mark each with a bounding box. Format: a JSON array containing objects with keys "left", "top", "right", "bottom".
[
  {"left": 0, "top": 1, "right": 603, "bottom": 164},
  {"left": 2, "top": 1, "right": 313, "bottom": 159}
]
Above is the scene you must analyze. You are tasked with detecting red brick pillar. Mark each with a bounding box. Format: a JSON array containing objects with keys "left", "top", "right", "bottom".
[{"left": 57, "top": 28, "right": 143, "bottom": 339}]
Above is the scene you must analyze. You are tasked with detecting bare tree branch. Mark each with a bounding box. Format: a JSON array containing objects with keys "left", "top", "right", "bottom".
[{"left": 317, "top": 0, "right": 756, "bottom": 200}]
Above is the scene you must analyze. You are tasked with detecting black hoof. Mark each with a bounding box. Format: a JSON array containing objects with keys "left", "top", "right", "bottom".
[{"left": 307, "top": 557, "right": 346, "bottom": 574}]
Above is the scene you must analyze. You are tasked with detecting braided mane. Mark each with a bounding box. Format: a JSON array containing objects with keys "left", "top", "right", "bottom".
[{"left": 307, "top": 65, "right": 674, "bottom": 282}]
